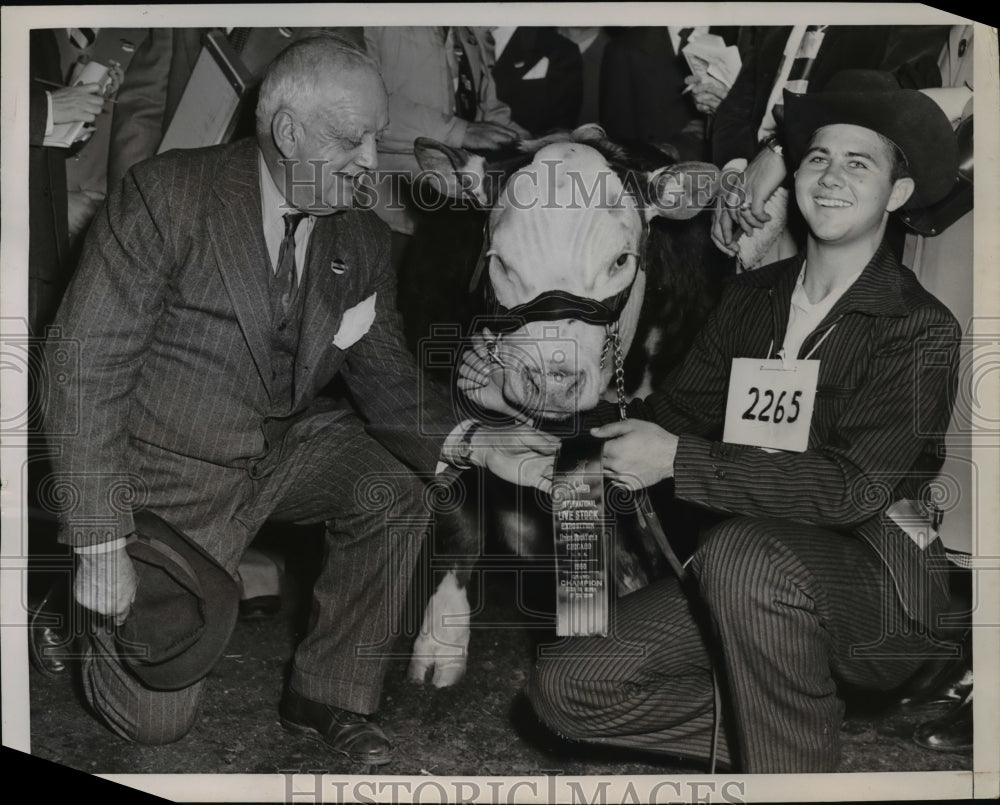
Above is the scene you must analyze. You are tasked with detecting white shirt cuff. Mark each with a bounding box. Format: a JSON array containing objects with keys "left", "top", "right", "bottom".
[
  {"left": 74, "top": 537, "right": 128, "bottom": 555},
  {"left": 45, "top": 91, "right": 54, "bottom": 136},
  {"left": 723, "top": 157, "right": 748, "bottom": 174},
  {"left": 438, "top": 418, "right": 478, "bottom": 473}
]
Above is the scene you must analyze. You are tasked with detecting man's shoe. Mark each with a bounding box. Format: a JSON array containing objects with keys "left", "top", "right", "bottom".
[
  {"left": 28, "top": 585, "right": 72, "bottom": 677},
  {"left": 280, "top": 688, "right": 393, "bottom": 765},
  {"left": 899, "top": 632, "right": 972, "bottom": 711},
  {"left": 913, "top": 688, "right": 973, "bottom": 754}
]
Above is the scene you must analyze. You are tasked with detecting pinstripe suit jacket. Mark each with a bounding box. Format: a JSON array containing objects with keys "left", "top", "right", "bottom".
[
  {"left": 623, "top": 243, "right": 961, "bottom": 628},
  {"left": 44, "top": 138, "right": 455, "bottom": 552}
]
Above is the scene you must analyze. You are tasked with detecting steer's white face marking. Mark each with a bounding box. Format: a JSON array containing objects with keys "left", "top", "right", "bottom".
[{"left": 487, "top": 144, "right": 646, "bottom": 417}]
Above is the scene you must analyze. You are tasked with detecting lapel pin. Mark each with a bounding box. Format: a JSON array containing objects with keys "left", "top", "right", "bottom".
[{"left": 329, "top": 260, "right": 347, "bottom": 275}]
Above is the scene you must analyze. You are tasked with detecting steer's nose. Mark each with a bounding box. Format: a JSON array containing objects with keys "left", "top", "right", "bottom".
[{"left": 522, "top": 366, "right": 586, "bottom": 402}]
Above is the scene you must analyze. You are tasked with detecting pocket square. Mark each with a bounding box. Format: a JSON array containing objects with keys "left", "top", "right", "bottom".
[
  {"left": 522, "top": 57, "right": 549, "bottom": 80},
  {"left": 332, "top": 292, "right": 377, "bottom": 350}
]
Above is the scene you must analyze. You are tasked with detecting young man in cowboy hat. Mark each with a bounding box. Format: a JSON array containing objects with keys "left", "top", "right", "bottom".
[{"left": 466, "top": 69, "right": 964, "bottom": 772}]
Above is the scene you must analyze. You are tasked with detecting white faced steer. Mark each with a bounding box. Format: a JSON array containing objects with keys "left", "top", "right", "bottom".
[{"left": 408, "top": 128, "right": 720, "bottom": 687}]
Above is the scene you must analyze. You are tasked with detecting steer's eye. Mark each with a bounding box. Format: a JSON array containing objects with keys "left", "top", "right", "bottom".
[{"left": 611, "top": 252, "right": 635, "bottom": 274}]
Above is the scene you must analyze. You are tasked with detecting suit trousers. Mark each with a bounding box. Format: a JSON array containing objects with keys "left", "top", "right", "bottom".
[
  {"left": 81, "top": 409, "right": 431, "bottom": 744},
  {"left": 528, "top": 516, "right": 954, "bottom": 772}
]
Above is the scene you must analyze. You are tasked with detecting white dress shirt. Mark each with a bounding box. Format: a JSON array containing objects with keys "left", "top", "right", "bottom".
[
  {"left": 668, "top": 25, "right": 709, "bottom": 56},
  {"left": 491, "top": 26, "right": 517, "bottom": 61},
  {"left": 258, "top": 150, "right": 315, "bottom": 279}
]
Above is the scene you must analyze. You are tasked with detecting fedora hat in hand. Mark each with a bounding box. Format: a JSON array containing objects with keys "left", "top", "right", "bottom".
[
  {"left": 116, "top": 511, "right": 240, "bottom": 691},
  {"left": 782, "top": 69, "right": 959, "bottom": 209}
]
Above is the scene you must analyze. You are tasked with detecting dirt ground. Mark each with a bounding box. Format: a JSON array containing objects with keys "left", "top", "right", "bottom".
[{"left": 24, "top": 530, "right": 972, "bottom": 789}]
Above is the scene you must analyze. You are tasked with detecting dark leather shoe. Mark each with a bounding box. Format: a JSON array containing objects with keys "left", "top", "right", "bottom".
[
  {"left": 899, "top": 631, "right": 972, "bottom": 711},
  {"left": 280, "top": 688, "right": 392, "bottom": 765},
  {"left": 913, "top": 688, "right": 973, "bottom": 753},
  {"left": 29, "top": 585, "right": 72, "bottom": 677}
]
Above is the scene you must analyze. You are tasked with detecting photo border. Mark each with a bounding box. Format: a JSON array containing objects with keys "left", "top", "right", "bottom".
[{"left": 2, "top": 4, "right": 997, "bottom": 802}]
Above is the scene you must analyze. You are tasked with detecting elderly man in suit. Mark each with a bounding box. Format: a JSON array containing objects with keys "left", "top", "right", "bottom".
[{"left": 43, "top": 35, "right": 555, "bottom": 765}]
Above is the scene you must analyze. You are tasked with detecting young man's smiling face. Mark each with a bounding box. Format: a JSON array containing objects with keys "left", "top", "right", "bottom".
[{"left": 794, "top": 123, "right": 915, "bottom": 250}]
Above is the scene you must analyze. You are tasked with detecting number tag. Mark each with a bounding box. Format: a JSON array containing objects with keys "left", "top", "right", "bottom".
[{"left": 722, "top": 358, "right": 819, "bottom": 453}]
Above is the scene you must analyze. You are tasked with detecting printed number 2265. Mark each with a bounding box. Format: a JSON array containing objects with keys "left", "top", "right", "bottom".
[{"left": 741, "top": 388, "right": 802, "bottom": 423}]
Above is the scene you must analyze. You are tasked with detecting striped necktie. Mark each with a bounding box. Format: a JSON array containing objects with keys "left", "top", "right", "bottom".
[
  {"left": 757, "top": 25, "right": 828, "bottom": 140},
  {"left": 784, "top": 25, "right": 828, "bottom": 95},
  {"left": 228, "top": 27, "right": 251, "bottom": 54},
  {"left": 677, "top": 27, "right": 695, "bottom": 55},
  {"left": 68, "top": 27, "right": 98, "bottom": 49},
  {"left": 453, "top": 32, "right": 478, "bottom": 121},
  {"left": 276, "top": 212, "right": 307, "bottom": 313}
]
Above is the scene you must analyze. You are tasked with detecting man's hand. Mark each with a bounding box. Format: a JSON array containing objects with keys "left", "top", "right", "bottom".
[
  {"left": 462, "top": 121, "right": 520, "bottom": 150},
  {"left": 711, "top": 190, "right": 740, "bottom": 256},
  {"left": 50, "top": 83, "right": 104, "bottom": 125},
  {"left": 457, "top": 329, "right": 526, "bottom": 421},
  {"left": 67, "top": 188, "right": 105, "bottom": 241},
  {"left": 469, "top": 425, "right": 560, "bottom": 493},
  {"left": 711, "top": 146, "right": 788, "bottom": 256},
  {"left": 591, "top": 419, "right": 679, "bottom": 490},
  {"left": 74, "top": 545, "right": 138, "bottom": 625},
  {"left": 684, "top": 74, "right": 729, "bottom": 115},
  {"left": 736, "top": 146, "right": 787, "bottom": 234}
]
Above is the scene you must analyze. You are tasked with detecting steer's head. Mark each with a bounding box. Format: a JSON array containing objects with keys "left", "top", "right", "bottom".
[{"left": 415, "top": 126, "right": 719, "bottom": 420}]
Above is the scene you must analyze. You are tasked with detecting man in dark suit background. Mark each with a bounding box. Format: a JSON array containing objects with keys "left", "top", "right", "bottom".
[
  {"left": 28, "top": 29, "right": 107, "bottom": 335},
  {"left": 43, "top": 34, "right": 555, "bottom": 765},
  {"left": 491, "top": 27, "right": 583, "bottom": 135},
  {"left": 54, "top": 28, "right": 147, "bottom": 248},
  {"left": 599, "top": 26, "right": 740, "bottom": 160}
]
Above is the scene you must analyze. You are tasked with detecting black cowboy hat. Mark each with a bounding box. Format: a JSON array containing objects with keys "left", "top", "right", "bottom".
[
  {"left": 783, "top": 69, "right": 959, "bottom": 209},
  {"left": 116, "top": 511, "right": 240, "bottom": 691}
]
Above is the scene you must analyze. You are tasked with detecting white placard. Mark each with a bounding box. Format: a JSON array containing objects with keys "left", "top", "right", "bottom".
[{"left": 723, "top": 357, "right": 820, "bottom": 453}]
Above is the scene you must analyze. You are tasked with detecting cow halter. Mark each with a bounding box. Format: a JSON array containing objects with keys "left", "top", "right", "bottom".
[{"left": 476, "top": 213, "right": 650, "bottom": 422}]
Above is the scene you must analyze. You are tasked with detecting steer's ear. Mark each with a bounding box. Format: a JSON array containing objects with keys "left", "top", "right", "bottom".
[
  {"left": 413, "top": 137, "right": 490, "bottom": 206},
  {"left": 644, "top": 162, "right": 720, "bottom": 221}
]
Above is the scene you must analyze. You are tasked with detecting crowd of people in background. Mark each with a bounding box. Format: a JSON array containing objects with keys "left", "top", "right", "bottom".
[{"left": 29, "top": 24, "right": 971, "bottom": 337}]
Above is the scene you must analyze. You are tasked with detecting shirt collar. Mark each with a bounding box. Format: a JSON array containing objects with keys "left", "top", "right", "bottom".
[
  {"left": 491, "top": 27, "right": 517, "bottom": 60},
  {"left": 790, "top": 259, "right": 866, "bottom": 313},
  {"left": 259, "top": 149, "right": 291, "bottom": 228},
  {"left": 258, "top": 150, "right": 316, "bottom": 229},
  {"left": 737, "top": 240, "right": 912, "bottom": 319},
  {"left": 258, "top": 149, "right": 314, "bottom": 267}
]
